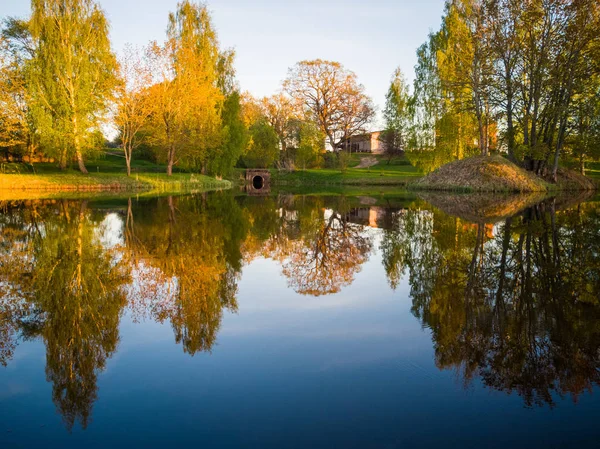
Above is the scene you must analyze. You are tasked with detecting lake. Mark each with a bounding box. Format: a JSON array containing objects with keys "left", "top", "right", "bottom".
[{"left": 1, "top": 191, "right": 600, "bottom": 448}]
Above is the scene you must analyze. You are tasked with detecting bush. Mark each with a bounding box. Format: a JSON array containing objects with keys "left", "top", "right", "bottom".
[
  {"left": 323, "top": 152, "right": 337, "bottom": 169},
  {"left": 338, "top": 150, "right": 350, "bottom": 172}
]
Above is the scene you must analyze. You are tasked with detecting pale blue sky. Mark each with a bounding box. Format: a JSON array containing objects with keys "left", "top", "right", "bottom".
[{"left": 2, "top": 0, "right": 445, "bottom": 127}]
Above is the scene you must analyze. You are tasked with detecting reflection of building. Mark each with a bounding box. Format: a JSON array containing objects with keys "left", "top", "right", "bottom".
[
  {"left": 346, "top": 207, "right": 389, "bottom": 229},
  {"left": 462, "top": 222, "right": 495, "bottom": 239},
  {"left": 337, "top": 131, "right": 386, "bottom": 154}
]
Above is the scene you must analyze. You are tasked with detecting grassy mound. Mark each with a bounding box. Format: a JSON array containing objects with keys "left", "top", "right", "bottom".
[
  {"left": 414, "top": 156, "right": 549, "bottom": 192},
  {"left": 551, "top": 167, "right": 597, "bottom": 191}
]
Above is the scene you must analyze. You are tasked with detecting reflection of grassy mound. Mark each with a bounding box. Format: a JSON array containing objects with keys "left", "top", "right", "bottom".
[
  {"left": 552, "top": 189, "right": 596, "bottom": 210},
  {"left": 418, "top": 189, "right": 596, "bottom": 224},
  {"left": 418, "top": 192, "right": 547, "bottom": 223},
  {"left": 414, "top": 156, "right": 549, "bottom": 192}
]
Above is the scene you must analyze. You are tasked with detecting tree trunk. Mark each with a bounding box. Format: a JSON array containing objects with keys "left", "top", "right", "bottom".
[
  {"left": 167, "top": 147, "right": 174, "bottom": 176},
  {"left": 505, "top": 65, "right": 516, "bottom": 162},
  {"left": 125, "top": 144, "right": 131, "bottom": 177},
  {"left": 76, "top": 150, "right": 88, "bottom": 174},
  {"left": 72, "top": 115, "right": 88, "bottom": 174},
  {"left": 551, "top": 105, "right": 570, "bottom": 182},
  {"left": 479, "top": 121, "right": 486, "bottom": 156},
  {"left": 59, "top": 148, "right": 68, "bottom": 170}
]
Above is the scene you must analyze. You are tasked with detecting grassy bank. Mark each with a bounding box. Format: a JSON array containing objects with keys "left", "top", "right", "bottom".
[
  {"left": 262, "top": 154, "right": 423, "bottom": 187},
  {"left": 0, "top": 172, "right": 229, "bottom": 191},
  {"left": 0, "top": 154, "right": 231, "bottom": 197}
]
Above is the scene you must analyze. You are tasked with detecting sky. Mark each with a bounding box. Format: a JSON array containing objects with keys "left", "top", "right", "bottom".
[{"left": 2, "top": 0, "right": 445, "bottom": 128}]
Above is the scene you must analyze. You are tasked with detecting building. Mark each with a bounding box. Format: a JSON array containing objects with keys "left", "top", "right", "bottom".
[{"left": 337, "top": 131, "right": 387, "bottom": 154}]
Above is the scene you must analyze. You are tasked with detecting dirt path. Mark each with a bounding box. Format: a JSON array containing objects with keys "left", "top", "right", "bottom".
[{"left": 355, "top": 157, "right": 379, "bottom": 169}]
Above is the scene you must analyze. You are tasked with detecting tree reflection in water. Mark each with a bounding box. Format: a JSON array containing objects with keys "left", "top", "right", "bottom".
[
  {"left": 0, "top": 200, "right": 130, "bottom": 430},
  {"left": 1, "top": 193, "right": 600, "bottom": 431},
  {"left": 380, "top": 198, "right": 600, "bottom": 406},
  {"left": 125, "top": 194, "right": 244, "bottom": 355}
]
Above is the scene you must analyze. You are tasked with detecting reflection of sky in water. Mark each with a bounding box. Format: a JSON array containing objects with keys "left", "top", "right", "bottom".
[
  {"left": 96, "top": 213, "right": 124, "bottom": 249},
  {"left": 1, "top": 196, "right": 599, "bottom": 449}
]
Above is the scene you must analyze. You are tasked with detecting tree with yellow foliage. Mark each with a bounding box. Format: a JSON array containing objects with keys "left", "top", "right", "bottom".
[{"left": 145, "top": 1, "right": 225, "bottom": 176}]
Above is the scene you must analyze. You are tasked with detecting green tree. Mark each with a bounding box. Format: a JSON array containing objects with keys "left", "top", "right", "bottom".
[
  {"left": 569, "top": 73, "right": 600, "bottom": 174},
  {"left": 28, "top": 0, "right": 117, "bottom": 172},
  {"left": 407, "top": 0, "right": 600, "bottom": 180},
  {"left": 382, "top": 67, "right": 411, "bottom": 164},
  {"left": 207, "top": 90, "right": 248, "bottom": 176},
  {"left": 243, "top": 118, "right": 279, "bottom": 168},
  {"left": 0, "top": 19, "right": 36, "bottom": 160},
  {"left": 295, "top": 120, "right": 324, "bottom": 170}
]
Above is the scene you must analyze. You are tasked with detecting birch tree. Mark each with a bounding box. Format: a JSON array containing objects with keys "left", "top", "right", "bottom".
[{"left": 29, "top": 0, "right": 117, "bottom": 172}]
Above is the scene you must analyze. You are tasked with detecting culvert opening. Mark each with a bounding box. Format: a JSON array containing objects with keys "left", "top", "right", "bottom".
[{"left": 252, "top": 175, "right": 264, "bottom": 190}]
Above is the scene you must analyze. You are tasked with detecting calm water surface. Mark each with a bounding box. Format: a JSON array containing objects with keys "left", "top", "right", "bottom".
[{"left": 1, "top": 191, "right": 600, "bottom": 448}]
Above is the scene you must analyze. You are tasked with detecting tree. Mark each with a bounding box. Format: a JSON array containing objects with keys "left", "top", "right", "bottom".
[
  {"left": 206, "top": 48, "right": 246, "bottom": 177},
  {"left": 486, "top": 0, "right": 522, "bottom": 161},
  {"left": 0, "top": 19, "right": 35, "bottom": 159},
  {"left": 283, "top": 59, "right": 375, "bottom": 151},
  {"left": 145, "top": 1, "right": 224, "bottom": 176},
  {"left": 261, "top": 93, "right": 297, "bottom": 155},
  {"left": 381, "top": 67, "right": 411, "bottom": 164},
  {"left": 207, "top": 90, "right": 248, "bottom": 177},
  {"left": 114, "top": 45, "right": 153, "bottom": 176},
  {"left": 295, "top": 120, "right": 324, "bottom": 170},
  {"left": 409, "top": 26, "right": 481, "bottom": 173},
  {"left": 408, "top": 0, "right": 600, "bottom": 180},
  {"left": 439, "top": 0, "right": 493, "bottom": 157},
  {"left": 569, "top": 73, "right": 600, "bottom": 173},
  {"left": 28, "top": 0, "right": 118, "bottom": 172},
  {"left": 144, "top": 42, "right": 188, "bottom": 176},
  {"left": 243, "top": 118, "right": 279, "bottom": 168}
]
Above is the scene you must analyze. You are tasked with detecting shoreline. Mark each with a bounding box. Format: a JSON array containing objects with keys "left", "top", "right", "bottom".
[
  {"left": 0, "top": 172, "right": 232, "bottom": 194},
  {"left": 1, "top": 162, "right": 597, "bottom": 200}
]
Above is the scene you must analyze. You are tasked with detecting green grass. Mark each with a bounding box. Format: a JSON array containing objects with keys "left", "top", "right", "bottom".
[
  {"left": 267, "top": 154, "right": 422, "bottom": 187},
  {"left": 0, "top": 152, "right": 421, "bottom": 199},
  {"left": 0, "top": 152, "right": 176, "bottom": 175},
  {"left": 272, "top": 167, "right": 420, "bottom": 185},
  {"left": 585, "top": 163, "right": 600, "bottom": 179},
  {"left": 0, "top": 152, "right": 230, "bottom": 198},
  {"left": 0, "top": 172, "right": 230, "bottom": 197}
]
